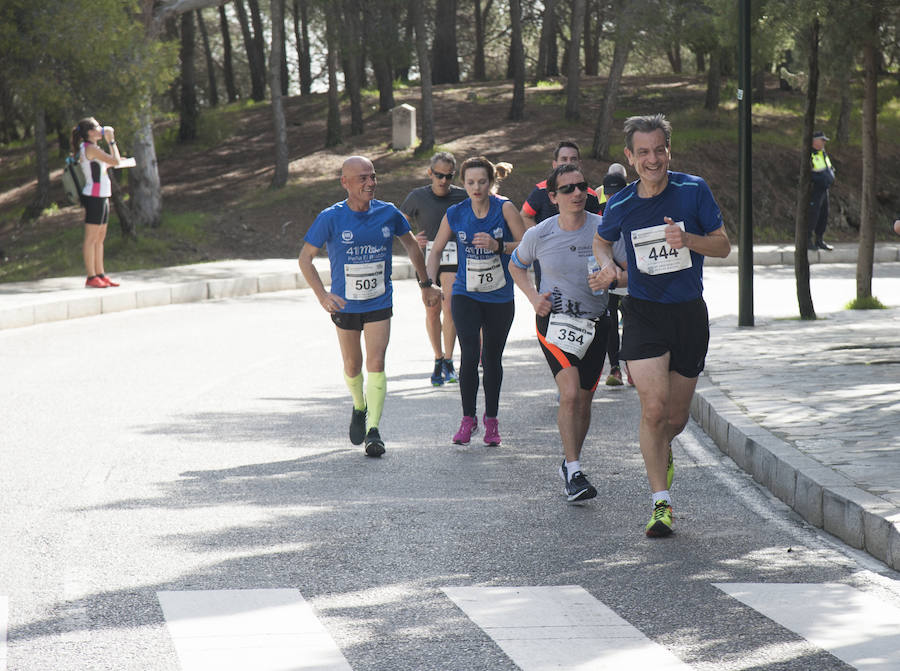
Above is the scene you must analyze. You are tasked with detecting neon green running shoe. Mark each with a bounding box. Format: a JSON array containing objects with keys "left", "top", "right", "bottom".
[
  {"left": 645, "top": 500, "right": 674, "bottom": 537},
  {"left": 667, "top": 446, "right": 674, "bottom": 490}
]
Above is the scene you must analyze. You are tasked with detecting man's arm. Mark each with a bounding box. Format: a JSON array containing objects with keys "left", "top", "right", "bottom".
[
  {"left": 398, "top": 231, "right": 441, "bottom": 306},
  {"left": 299, "top": 242, "right": 346, "bottom": 312},
  {"left": 664, "top": 218, "right": 731, "bottom": 258},
  {"left": 590, "top": 233, "right": 619, "bottom": 290}
]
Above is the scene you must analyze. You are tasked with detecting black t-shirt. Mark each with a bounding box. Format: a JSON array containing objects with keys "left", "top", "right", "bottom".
[{"left": 522, "top": 180, "right": 601, "bottom": 224}]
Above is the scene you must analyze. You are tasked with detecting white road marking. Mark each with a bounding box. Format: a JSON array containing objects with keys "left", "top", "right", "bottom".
[
  {"left": 442, "top": 585, "right": 692, "bottom": 670},
  {"left": 157, "top": 589, "right": 352, "bottom": 671},
  {"left": 714, "top": 582, "right": 900, "bottom": 670},
  {"left": 0, "top": 596, "right": 7, "bottom": 671}
]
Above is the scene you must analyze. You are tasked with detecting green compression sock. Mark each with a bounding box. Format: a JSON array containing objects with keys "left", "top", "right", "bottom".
[
  {"left": 344, "top": 372, "right": 366, "bottom": 411},
  {"left": 366, "top": 371, "right": 387, "bottom": 430}
]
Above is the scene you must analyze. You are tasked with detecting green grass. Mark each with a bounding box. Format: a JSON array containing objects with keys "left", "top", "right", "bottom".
[
  {"left": 0, "top": 211, "right": 210, "bottom": 282},
  {"left": 845, "top": 295, "right": 887, "bottom": 310}
]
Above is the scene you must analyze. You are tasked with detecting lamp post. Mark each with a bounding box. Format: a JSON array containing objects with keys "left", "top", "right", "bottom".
[{"left": 738, "top": 0, "right": 754, "bottom": 326}]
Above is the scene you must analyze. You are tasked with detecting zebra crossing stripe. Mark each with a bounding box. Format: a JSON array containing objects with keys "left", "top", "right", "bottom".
[
  {"left": 442, "top": 586, "right": 692, "bottom": 670},
  {"left": 0, "top": 596, "right": 7, "bottom": 671},
  {"left": 714, "top": 583, "right": 900, "bottom": 670},
  {"left": 157, "top": 589, "right": 352, "bottom": 671}
]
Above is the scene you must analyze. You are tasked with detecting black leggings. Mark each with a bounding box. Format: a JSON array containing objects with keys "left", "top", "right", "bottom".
[{"left": 451, "top": 294, "right": 515, "bottom": 418}]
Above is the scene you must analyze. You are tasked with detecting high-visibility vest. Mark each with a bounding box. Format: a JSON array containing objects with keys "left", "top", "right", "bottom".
[
  {"left": 811, "top": 150, "right": 832, "bottom": 172},
  {"left": 598, "top": 185, "right": 608, "bottom": 206}
]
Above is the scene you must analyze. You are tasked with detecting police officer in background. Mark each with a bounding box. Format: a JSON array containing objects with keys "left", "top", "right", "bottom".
[{"left": 808, "top": 130, "right": 835, "bottom": 252}]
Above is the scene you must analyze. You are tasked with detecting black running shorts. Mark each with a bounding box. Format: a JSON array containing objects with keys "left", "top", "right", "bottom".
[
  {"left": 536, "top": 313, "right": 610, "bottom": 391},
  {"left": 331, "top": 306, "right": 392, "bottom": 331},
  {"left": 619, "top": 296, "right": 709, "bottom": 378},
  {"left": 83, "top": 196, "right": 109, "bottom": 225}
]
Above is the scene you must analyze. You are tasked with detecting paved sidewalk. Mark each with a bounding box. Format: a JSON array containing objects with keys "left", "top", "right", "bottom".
[{"left": 1, "top": 242, "right": 899, "bottom": 571}]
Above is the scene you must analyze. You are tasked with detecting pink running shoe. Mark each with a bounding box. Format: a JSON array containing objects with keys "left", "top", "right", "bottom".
[
  {"left": 453, "top": 416, "right": 478, "bottom": 444},
  {"left": 482, "top": 414, "right": 501, "bottom": 446}
]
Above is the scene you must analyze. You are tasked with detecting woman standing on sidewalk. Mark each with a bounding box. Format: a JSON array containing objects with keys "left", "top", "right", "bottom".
[
  {"left": 425, "top": 156, "right": 525, "bottom": 446},
  {"left": 71, "top": 117, "right": 120, "bottom": 288}
]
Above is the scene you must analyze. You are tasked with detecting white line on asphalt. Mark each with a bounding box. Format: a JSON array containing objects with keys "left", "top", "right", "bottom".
[
  {"left": 442, "top": 585, "right": 692, "bottom": 670},
  {"left": 0, "top": 595, "right": 7, "bottom": 671},
  {"left": 714, "top": 582, "right": 900, "bottom": 670},
  {"left": 157, "top": 589, "right": 352, "bottom": 671}
]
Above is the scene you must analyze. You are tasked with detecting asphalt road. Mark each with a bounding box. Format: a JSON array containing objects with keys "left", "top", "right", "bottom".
[{"left": 1, "top": 265, "right": 899, "bottom": 670}]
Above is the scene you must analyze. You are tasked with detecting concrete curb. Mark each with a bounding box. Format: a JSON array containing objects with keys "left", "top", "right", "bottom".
[
  {"left": 0, "top": 259, "right": 419, "bottom": 332},
  {"left": 690, "top": 377, "right": 900, "bottom": 571}
]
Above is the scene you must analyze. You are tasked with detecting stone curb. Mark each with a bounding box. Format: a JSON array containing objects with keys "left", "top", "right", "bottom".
[
  {"left": 690, "top": 377, "right": 900, "bottom": 571},
  {"left": 0, "top": 260, "right": 419, "bottom": 332}
]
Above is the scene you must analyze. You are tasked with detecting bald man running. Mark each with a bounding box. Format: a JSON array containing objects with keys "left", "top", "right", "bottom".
[{"left": 300, "top": 156, "right": 441, "bottom": 456}]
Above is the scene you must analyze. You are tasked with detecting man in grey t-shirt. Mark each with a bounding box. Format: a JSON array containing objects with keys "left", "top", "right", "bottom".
[{"left": 401, "top": 152, "right": 468, "bottom": 387}]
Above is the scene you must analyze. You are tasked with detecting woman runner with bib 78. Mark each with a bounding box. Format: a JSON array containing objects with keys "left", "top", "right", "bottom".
[{"left": 425, "top": 156, "right": 525, "bottom": 447}]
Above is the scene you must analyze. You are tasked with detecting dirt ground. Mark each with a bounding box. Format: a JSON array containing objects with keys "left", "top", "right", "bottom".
[{"left": 1, "top": 73, "right": 898, "bottom": 273}]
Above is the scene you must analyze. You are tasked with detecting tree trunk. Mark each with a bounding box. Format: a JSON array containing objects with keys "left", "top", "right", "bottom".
[
  {"left": 583, "top": 0, "right": 599, "bottom": 76},
  {"left": 178, "top": 11, "right": 198, "bottom": 142},
  {"left": 704, "top": 46, "right": 721, "bottom": 111},
  {"left": 367, "top": 2, "right": 395, "bottom": 113},
  {"left": 835, "top": 79, "right": 851, "bottom": 145},
  {"left": 695, "top": 50, "right": 705, "bottom": 73},
  {"left": 536, "top": 0, "right": 557, "bottom": 80},
  {"left": 219, "top": 4, "right": 239, "bottom": 102},
  {"left": 752, "top": 68, "right": 765, "bottom": 103},
  {"left": 591, "top": 2, "right": 631, "bottom": 159},
  {"left": 247, "top": 0, "right": 267, "bottom": 79},
  {"left": 109, "top": 171, "right": 137, "bottom": 240},
  {"left": 473, "top": 0, "right": 487, "bottom": 81},
  {"left": 857, "top": 19, "right": 879, "bottom": 301},
  {"left": 278, "top": 0, "right": 289, "bottom": 96},
  {"left": 293, "top": 0, "right": 312, "bottom": 95},
  {"left": 196, "top": 9, "right": 219, "bottom": 106},
  {"left": 324, "top": 1, "right": 342, "bottom": 148},
  {"left": 793, "top": 18, "right": 818, "bottom": 320},
  {"left": 235, "top": 0, "right": 266, "bottom": 101},
  {"left": 131, "top": 101, "right": 163, "bottom": 228},
  {"left": 341, "top": 0, "right": 364, "bottom": 135},
  {"left": 22, "top": 107, "right": 50, "bottom": 221},
  {"left": 508, "top": 0, "right": 525, "bottom": 121},
  {"left": 565, "top": 0, "right": 585, "bottom": 121},
  {"left": 432, "top": 0, "right": 460, "bottom": 84},
  {"left": 413, "top": 0, "right": 434, "bottom": 155},
  {"left": 270, "top": 0, "right": 289, "bottom": 188}
]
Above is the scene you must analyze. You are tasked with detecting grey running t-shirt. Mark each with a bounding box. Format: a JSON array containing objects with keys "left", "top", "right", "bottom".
[
  {"left": 513, "top": 212, "right": 613, "bottom": 319},
  {"left": 400, "top": 184, "right": 468, "bottom": 240}
]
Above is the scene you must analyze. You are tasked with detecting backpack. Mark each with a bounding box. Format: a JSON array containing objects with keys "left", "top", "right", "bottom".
[{"left": 62, "top": 155, "right": 85, "bottom": 205}]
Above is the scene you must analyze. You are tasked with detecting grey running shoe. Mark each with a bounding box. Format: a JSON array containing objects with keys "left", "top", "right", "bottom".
[
  {"left": 565, "top": 471, "right": 597, "bottom": 502},
  {"left": 364, "top": 427, "right": 385, "bottom": 457},
  {"left": 349, "top": 407, "right": 367, "bottom": 445}
]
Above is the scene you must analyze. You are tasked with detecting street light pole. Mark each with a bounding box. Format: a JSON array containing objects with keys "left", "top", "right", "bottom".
[{"left": 738, "top": 0, "right": 754, "bottom": 326}]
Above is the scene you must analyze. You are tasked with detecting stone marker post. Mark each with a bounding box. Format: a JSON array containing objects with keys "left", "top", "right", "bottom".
[{"left": 391, "top": 103, "right": 416, "bottom": 150}]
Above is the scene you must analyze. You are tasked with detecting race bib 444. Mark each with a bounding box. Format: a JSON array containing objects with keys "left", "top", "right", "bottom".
[{"left": 630, "top": 222, "right": 692, "bottom": 276}]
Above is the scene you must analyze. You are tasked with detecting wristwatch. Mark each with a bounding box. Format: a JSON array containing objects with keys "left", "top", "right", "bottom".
[{"left": 418, "top": 278, "right": 434, "bottom": 289}]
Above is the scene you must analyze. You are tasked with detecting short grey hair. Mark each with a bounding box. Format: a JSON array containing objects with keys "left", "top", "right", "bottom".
[
  {"left": 430, "top": 151, "right": 457, "bottom": 171},
  {"left": 623, "top": 114, "right": 672, "bottom": 152}
]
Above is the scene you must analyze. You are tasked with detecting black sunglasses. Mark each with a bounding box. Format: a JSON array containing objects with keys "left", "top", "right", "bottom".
[
  {"left": 432, "top": 171, "right": 454, "bottom": 180},
  {"left": 556, "top": 181, "right": 588, "bottom": 194}
]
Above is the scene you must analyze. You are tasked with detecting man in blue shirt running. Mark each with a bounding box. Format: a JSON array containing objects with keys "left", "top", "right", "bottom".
[
  {"left": 592, "top": 114, "right": 730, "bottom": 538},
  {"left": 300, "top": 156, "right": 441, "bottom": 457}
]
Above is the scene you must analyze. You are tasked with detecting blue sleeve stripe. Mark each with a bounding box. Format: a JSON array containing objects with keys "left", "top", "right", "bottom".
[
  {"left": 510, "top": 250, "right": 530, "bottom": 270},
  {"left": 607, "top": 192, "right": 634, "bottom": 211}
]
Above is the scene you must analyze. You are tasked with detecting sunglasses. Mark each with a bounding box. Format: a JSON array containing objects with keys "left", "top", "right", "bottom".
[
  {"left": 556, "top": 181, "right": 588, "bottom": 194},
  {"left": 432, "top": 171, "right": 454, "bottom": 180}
]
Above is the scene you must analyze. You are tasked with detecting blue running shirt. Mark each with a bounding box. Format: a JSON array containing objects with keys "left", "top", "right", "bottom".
[
  {"left": 447, "top": 195, "right": 515, "bottom": 303},
  {"left": 596, "top": 171, "right": 724, "bottom": 303},
  {"left": 304, "top": 199, "right": 410, "bottom": 313}
]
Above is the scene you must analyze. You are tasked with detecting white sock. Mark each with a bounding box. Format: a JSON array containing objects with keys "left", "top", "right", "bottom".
[
  {"left": 652, "top": 490, "right": 671, "bottom": 505},
  {"left": 566, "top": 460, "right": 581, "bottom": 481}
]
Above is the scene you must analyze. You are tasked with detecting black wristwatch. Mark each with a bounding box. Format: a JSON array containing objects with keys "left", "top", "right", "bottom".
[{"left": 418, "top": 278, "right": 434, "bottom": 289}]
